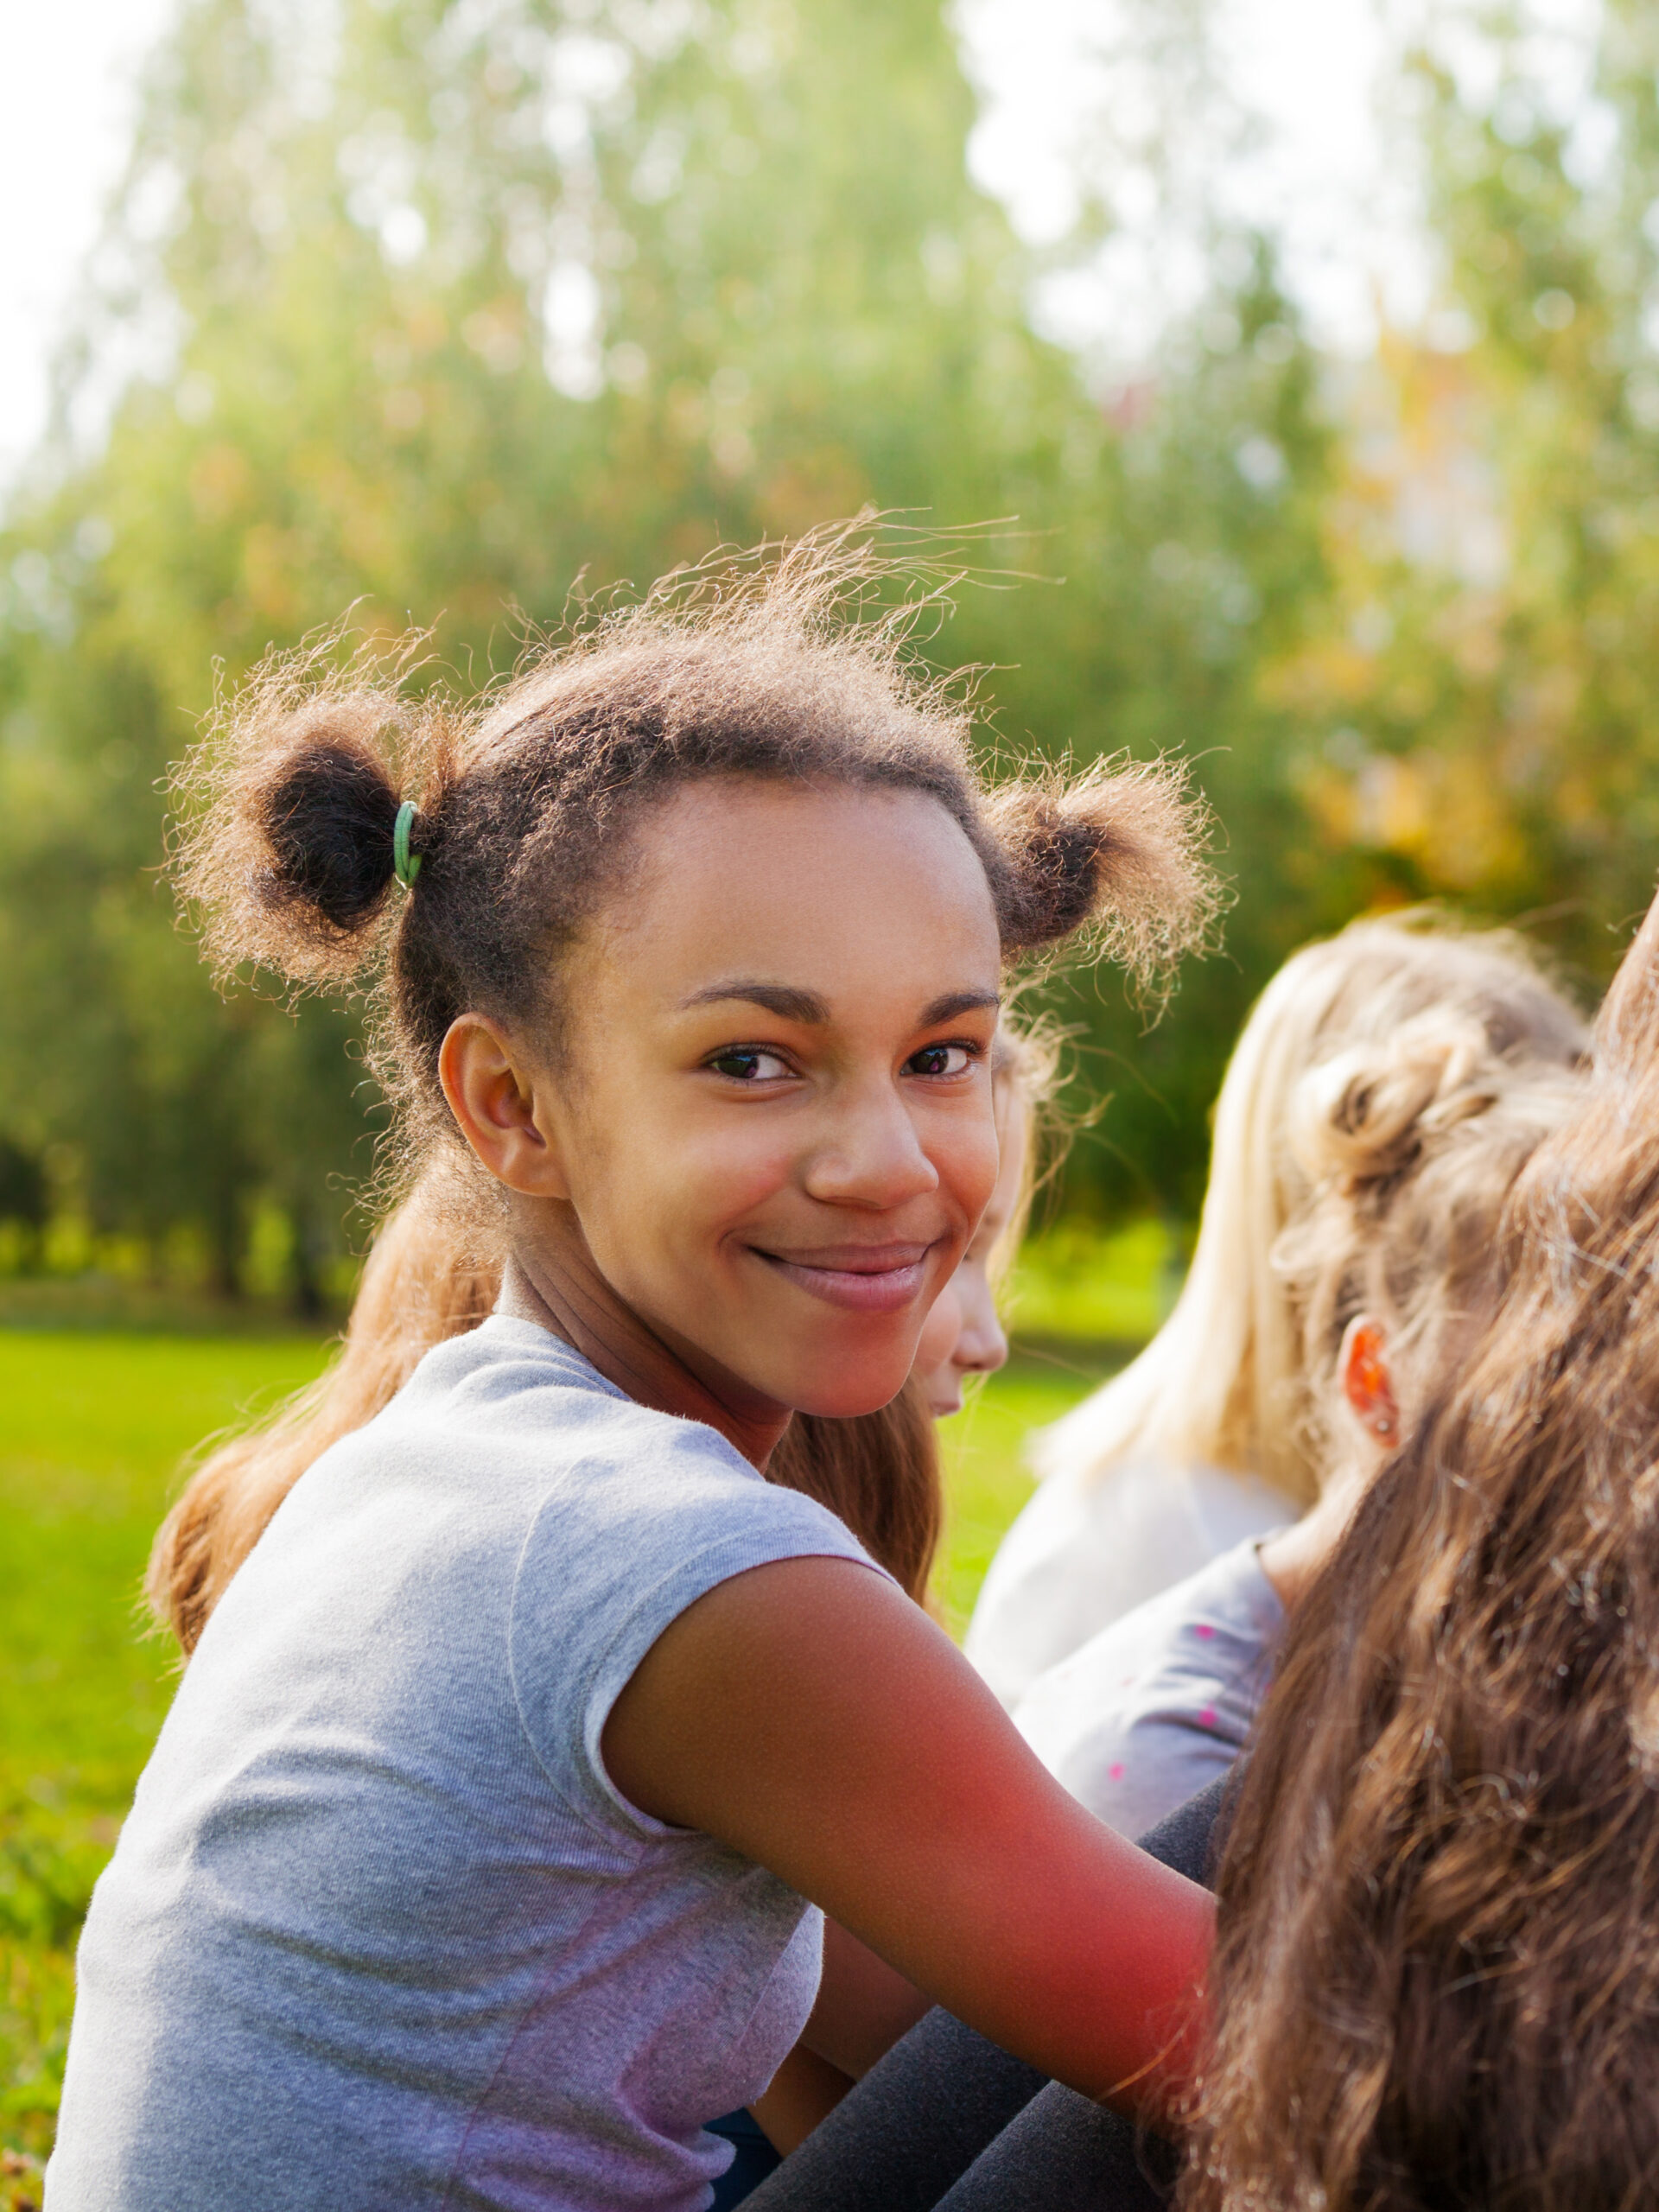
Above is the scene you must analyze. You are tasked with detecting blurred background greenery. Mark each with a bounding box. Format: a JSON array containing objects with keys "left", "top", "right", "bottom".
[
  {"left": 5, "top": 0, "right": 1659, "bottom": 2184},
  {"left": 6, "top": 0, "right": 1659, "bottom": 1299}
]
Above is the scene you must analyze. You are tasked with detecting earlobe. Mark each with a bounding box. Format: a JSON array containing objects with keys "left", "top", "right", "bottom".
[
  {"left": 1340, "top": 1315, "right": 1399, "bottom": 1443},
  {"left": 438, "top": 1015, "right": 571, "bottom": 1199}
]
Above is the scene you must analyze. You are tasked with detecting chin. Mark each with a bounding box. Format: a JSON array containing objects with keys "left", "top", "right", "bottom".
[{"left": 785, "top": 1360, "right": 913, "bottom": 1421}]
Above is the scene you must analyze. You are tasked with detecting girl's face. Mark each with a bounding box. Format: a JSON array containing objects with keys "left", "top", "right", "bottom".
[
  {"left": 911, "top": 1093, "right": 1023, "bottom": 1417},
  {"left": 504, "top": 779, "right": 1003, "bottom": 1423}
]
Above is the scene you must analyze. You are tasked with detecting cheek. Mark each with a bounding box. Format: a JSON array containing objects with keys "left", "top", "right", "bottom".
[
  {"left": 667, "top": 1115, "right": 801, "bottom": 1238},
  {"left": 574, "top": 1091, "right": 800, "bottom": 1266}
]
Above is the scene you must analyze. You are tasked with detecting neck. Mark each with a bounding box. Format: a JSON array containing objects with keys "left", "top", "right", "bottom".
[
  {"left": 1258, "top": 1451, "right": 1377, "bottom": 1612},
  {"left": 496, "top": 1208, "right": 791, "bottom": 1470}
]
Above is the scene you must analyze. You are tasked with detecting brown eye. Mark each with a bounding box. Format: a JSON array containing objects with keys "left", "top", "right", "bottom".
[
  {"left": 906, "top": 1044, "right": 974, "bottom": 1077},
  {"left": 707, "top": 1047, "right": 791, "bottom": 1082}
]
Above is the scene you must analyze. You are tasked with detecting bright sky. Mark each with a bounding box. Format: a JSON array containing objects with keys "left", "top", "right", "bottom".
[
  {"left": 1, "top": 0, "right": 175, "bottom": 484},
  {"left": 0, "top": 0, "right": 1599, "bottom": 486},
  {"left": 960, "top": 0, "right": 1415, "bottom": 365}
]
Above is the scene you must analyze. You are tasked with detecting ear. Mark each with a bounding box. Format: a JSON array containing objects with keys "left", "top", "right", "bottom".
[
  {"left": 1338, "top": 1314, "right": 1398, "bottom": 1446},
  {"left": 439, "top": 1014, "right": 572, "bottom": 1200}
]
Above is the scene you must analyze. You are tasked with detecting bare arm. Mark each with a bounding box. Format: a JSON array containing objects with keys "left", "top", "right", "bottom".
[
  {"left": 747, "top": 1919, "right": 928, "bottom": 2155},
  {"left": 602, "top": 1556, "right": 1212, "bottom": 2123},
  {"left": 748, "top": 2045, "right": 854, "bottom": 2156},
  {"left": 805, "top": 1917, "right": 929, "bottom": 2077}
]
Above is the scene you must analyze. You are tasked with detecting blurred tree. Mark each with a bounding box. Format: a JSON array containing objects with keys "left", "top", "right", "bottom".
[
  {"left": 0, "top": 0, "right": 1116, "bottom": 1291},
  {"left": 0, "top": 1139, "right": 48, "bottom": 1272},
  {"left": 1262, "top": 1, "right": 1659, "bottom": 991},
  {"left": 17, "top": 0, "right": 1659, "bottom": 1279}
]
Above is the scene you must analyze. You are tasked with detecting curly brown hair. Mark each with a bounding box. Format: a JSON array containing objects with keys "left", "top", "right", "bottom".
[
  {"left": 157, "top": 524, "right": 1214, "bottom": 1652},
  {"left": 170, "top": 526, "right": 1217, "bottom": 1190},
  {"left": 1184, "top": 891, "right": 1659, "bottom": 2212}
]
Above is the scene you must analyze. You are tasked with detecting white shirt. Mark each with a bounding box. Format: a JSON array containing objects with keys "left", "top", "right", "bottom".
[
  {"left": 1012, "top": 1537, "right": 1287, "bottom": 1837},
  {"left": 964, "top": 1453, "right": 1294, "bottom": 1710}
]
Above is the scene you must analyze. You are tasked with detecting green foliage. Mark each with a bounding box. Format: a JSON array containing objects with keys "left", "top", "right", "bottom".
[
  {"left": 1007, "top": 1217, "right": 1178, "bottom": 1349},
  {"left": 0, "top": 1331, "right": 330, "bottom": 2155},
  {"left": 6, "top": 0, "right": 1659, "bottom": 1264},
  {"left": 2, "top": 0, "right": 1161, "bottom": 1272},
  {"left": 1260, "top": 4, "right": 1659, "bottom": 988}
]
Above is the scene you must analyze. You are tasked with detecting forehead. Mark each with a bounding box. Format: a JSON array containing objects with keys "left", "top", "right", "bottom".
[{"left": 596, "top": 778, "right": 1002, "bottom": 1004}]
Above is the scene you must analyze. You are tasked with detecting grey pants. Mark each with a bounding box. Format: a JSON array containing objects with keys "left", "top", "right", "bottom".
[{"left": 743, "top": 1780, "right": 1228, "bottom": 2212}]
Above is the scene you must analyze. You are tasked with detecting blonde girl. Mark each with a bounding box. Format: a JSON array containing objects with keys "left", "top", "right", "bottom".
[
  {"left": 966, "top": 918, "right": 1587, "bottom": 1708},
  {"left": 1012, "top": 999, "right": 1586, "bottom": 1834},
  {"left": 49, "top": 540, "right": 1215, "bottom": 2212}
]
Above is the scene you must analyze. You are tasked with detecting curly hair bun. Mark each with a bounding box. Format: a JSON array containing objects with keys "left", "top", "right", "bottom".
[
  {"left": 1292, "top": 1015, "right": 1497, "bottom": 1194},
  {"left": 984, "top": 755, "right": 1219, "bottom": 993},
  {"left": 175, "top": 673, "right": 446, "bottom": 988},
  {"left": 259, "top": 732, "right": 404, "bottom": 929}
]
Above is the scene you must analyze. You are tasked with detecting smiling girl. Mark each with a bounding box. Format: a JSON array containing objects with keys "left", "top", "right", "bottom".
[{"left": 48, "top": 540, "right": 1217, "bottom": 2212}]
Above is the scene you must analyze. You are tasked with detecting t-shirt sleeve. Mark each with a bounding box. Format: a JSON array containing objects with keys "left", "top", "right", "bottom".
[{"left": 507, "top": 1414, "right": 883, "bottom": 1839}]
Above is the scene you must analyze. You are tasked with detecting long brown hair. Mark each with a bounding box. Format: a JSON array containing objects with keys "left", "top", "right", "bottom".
[{"left": 1185, "top": 896, "right": 1659, "bottom": 2211}]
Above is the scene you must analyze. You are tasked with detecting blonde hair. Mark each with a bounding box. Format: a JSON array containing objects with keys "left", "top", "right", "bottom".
[
  {"left": 1274, "top": 1007, "right": 1584, "bottom": 1476},
  {"left": 1036, "top": 917, "right": 1587, "bottom": 1510},
  {"left": 985, "top": 1015, "right": 1064, "bottom": 1294}
]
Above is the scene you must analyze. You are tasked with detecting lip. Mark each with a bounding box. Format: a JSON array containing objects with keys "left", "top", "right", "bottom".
[{"left": 753, "top": 1242, "right": 935, "bottom": 1315}]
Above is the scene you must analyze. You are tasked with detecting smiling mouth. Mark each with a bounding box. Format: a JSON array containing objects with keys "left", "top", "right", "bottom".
[{"left": 752, "top": 1243, "right": 935, "bottom": 1315}]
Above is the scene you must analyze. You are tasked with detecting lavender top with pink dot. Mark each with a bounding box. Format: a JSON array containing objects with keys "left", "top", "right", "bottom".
[{"left": 1010, "top": 1539, "right": 1286, "bottom": 1838}]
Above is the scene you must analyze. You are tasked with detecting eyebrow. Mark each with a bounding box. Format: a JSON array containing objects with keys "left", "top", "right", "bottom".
[
  {"left": 679, "top": 982, "right": 1001, "bottom": 1027},
  {"left": 918, "top": 989, "right": 1002, "bottom": 1027},
  {"left": 680, "top": 981, "right": 830, "bottom": 1023}
]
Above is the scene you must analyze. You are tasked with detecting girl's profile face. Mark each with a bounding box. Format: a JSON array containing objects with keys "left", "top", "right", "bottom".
[
  {"left": 911, "top": 1091, "right": 1023, "bottom": 1417},
  {"left": 535, "top": 779, "right": 1003, "bottom": 1421}
]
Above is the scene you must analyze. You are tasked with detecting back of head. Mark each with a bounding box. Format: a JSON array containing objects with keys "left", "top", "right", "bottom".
[
  {"left": 1187, "top": 898, "right": 1659, "bottom": 2212},
  {"left": 1272, "top": 1001, "right": 1584, "bottom": 1479},
  {"left": 1037, "top": 915, "right": 1586, "bottom": 1507}
]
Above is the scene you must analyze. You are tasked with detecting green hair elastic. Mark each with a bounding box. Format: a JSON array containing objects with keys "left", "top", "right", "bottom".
[{"left": 392, "top": 799, "right": 423, "bottom": 890}]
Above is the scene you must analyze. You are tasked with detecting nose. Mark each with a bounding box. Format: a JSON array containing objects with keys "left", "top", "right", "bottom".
[
  {"left": 800, "top": 1075, "right": 940, "bottom": 1211},
  {"left": 952, "top": 1282, "right": 1009, "bottom": 1377}
]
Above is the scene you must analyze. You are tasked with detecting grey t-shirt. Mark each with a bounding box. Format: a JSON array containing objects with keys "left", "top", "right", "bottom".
[
  {"left": 48, "top": 1318, "right": 877, "bottom": 2212},
  {"left": 1011, "top": 1538, "right": 1286, "bottom": 1838}
]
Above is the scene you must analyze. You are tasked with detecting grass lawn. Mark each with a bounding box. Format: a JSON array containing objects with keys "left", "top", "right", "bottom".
[
  {"left": 0, "top": 1332, "right": 330, "bottom": 2190},
  {"left": 0, "top": 1327, "right": 1113, "bottom": 2187}
]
